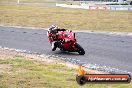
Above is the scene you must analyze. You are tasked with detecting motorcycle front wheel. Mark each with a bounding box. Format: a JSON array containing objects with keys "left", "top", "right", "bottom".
[{"left": 75, "top": 43, "right": 85, "bottom": 55}]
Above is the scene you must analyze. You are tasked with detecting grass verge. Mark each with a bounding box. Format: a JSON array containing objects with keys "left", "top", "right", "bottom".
[
  {"left": 0, "top": 5, "right": 132, "bottom": 32},
  {"left": 0, "top": 48, "right": 132, "bottom": 88}
]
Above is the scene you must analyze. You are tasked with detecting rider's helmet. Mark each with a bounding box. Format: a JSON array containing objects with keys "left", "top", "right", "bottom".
[
  {"left": 49, "top": 25, "right": 59, "bottom": 34},
  {"left": 49, "top": 25, "right": 58, "bottom": 31}
]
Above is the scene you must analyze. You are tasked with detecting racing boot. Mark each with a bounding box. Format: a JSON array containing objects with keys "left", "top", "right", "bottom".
[{"left": 51, "top": 42, "right": 57, "bottom": 51}]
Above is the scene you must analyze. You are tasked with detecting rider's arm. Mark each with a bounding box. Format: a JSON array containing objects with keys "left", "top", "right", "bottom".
[{"left": 58, "top": 28, "right": 66, "bottom": 32}]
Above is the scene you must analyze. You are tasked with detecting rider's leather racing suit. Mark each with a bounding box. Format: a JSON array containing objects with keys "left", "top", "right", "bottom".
[{"left": 50, "top": 28, "right": 66, "bottom": 51}]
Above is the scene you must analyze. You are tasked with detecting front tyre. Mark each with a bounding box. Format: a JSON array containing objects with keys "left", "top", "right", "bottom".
[{"left": 75, "top": 43, "right": 85, "bottom": 55}]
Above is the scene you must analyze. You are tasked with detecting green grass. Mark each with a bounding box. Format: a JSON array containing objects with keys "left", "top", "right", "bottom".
[
  {"left": 0, "top": 5, "right": 132, "bottom": 32},
  {"left": 0, "top": 55, "right": 132, "bottom": 88}
]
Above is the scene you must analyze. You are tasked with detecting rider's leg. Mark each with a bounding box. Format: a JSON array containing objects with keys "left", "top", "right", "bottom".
[{"left": 51, "top": 41, "right": 57, "bottom": 51}]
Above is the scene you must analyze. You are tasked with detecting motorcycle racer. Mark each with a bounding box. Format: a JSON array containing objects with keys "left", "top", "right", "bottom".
[
  {"left": 47, "top": 25, "right": 85, "bottom": 55},
  {"left": 48, "top": 25, "right": 66, "bottom": 51}
]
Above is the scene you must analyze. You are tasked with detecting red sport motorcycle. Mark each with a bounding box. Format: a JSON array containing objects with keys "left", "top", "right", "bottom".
[{"left": 47, "top": 29, "right": 85, "bottom": 55}]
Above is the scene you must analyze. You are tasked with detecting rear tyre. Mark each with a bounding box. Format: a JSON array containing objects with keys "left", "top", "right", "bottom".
[{"left": 75, "top": 43, "right": 85, "bottom": 55}]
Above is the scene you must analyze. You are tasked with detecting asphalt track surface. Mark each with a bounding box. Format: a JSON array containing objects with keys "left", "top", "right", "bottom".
[{"left": 0, "top": 26, "right": 132, "bottom": 73}]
